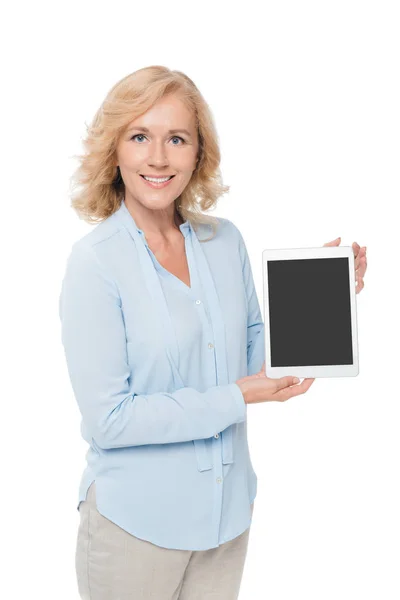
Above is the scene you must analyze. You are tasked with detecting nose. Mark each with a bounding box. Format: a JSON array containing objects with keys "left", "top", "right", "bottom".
[{"left": 147, "top": 140, "right": 169, "bottom": 168}]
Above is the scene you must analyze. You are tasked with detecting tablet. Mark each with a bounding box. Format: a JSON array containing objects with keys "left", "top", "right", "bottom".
[{"left": 262, "top": 246, "right": 359, "bottom": 378}]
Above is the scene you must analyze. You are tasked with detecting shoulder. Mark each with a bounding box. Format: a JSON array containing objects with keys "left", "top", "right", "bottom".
[
  {"left": 217, "top": 216, "right": 243, "bottom": 238},
  {"left": 215, "top": 217, "right": 246, "bottom": 251},
  {"left": 212, "top": 217, "right": 250, "bottom": 267},
  {"left": 61, "top": 213, "right": 126, "bottom": 290},
  {"left": 68, "top": 211, "right": 123, "bottom": 260},
  {"left": 195, "top": 216, "right": 243, "bottom": 246}
]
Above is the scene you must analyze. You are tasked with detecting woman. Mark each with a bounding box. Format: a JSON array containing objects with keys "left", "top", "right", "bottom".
[{"left": 59, "top": 65, "right": 367, "bottom": 600}]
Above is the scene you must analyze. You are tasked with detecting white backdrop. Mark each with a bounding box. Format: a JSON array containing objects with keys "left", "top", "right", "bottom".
[{"left": 2, "top": 1, "right": 398, "bottom": 598}]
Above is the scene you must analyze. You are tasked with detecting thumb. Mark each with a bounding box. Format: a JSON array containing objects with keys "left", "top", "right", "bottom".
[{"left": 323, "top": 237, "right": 341, "bottom": 247}]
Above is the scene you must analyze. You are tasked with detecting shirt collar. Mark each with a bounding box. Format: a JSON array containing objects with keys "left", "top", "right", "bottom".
[{"left": 119, "top": 199, "right": 192, "bottom": 247}]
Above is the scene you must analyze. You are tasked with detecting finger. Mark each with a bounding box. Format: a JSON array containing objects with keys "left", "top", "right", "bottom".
[
  {"left": 356, "top": 278, "right": 365, "bottom": 294},
  {"left": 355, "top": 247, "right": 367, "bottom": 273},
  {"left": 240, "top": 362, "right": 267, "bottom": 382},
  {"left": 274, "top": 378, "right": 315, "bottom": 402},
  {"left": 355, "top": 243, "right": 368, "bottom": 262},
  {"left": 352, "top": 241, "right": 361, "bottom": 257},
  {"left": 274, "top": 379, "right": 315, "bottom": 402},
  {"left": 357, "top": 256, "right": 367, "bottom": 278},
  {"left": 257, "top": 361, "right": 266, "bottom": 376},
  {"left": 275, "top": 377, "right": 315, "bottom": 399},
  {"left": 355, "top": 251, "right": 367, "bottom": 293},
  {"left": 274, "top": 376, "right": 302, "bottom": 391},
  {"left": 323, "top": 237, "right": 341, "bottom": 247}
]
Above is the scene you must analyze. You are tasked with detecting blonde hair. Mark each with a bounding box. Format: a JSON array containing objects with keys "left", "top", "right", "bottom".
[{"left": 69, "top": 65, "right": 231, "bottom": 240}]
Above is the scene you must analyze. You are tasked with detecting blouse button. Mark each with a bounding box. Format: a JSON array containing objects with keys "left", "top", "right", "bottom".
[
  {"left": 216, "top": 477, "right": 222, "bottom": 484},
  {"left": 195, "top": 299, "right": 201, "bottom": 304},
  {"left": 214, "top": 433, "right": 219, "bottom": 438},
  {"left": 208, "top": 342, "right": 214, "bottom": 349}
]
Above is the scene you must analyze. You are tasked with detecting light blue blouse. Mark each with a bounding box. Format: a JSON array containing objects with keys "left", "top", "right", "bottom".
[{"left": 59, "top": 199, "right": 265, "bottom": 551}]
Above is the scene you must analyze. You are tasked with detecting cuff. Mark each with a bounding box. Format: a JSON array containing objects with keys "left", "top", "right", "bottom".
[{"left": 229, "top": 382, "right": 247, "bottom": 422}]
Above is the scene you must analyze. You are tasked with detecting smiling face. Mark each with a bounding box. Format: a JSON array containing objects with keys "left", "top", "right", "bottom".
[{"left": 115, "top": 93, "right": 199, "bottom": 215}]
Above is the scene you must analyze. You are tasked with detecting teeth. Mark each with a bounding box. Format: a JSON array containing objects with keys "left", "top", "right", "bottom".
[{"left": 143, "top": 176, "right": 172, "bottom": 183}]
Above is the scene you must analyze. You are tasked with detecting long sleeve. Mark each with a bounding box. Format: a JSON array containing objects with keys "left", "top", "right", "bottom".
[
  {"left": 232, "top": 224, "right": 265, "bottom": 376},
  {"left": 59, "top": 243, "right": 246, "bottom": 451}
]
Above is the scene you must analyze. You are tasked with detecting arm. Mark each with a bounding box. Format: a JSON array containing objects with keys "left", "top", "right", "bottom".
[
  {"left": 59, "top": 243, "right": 246, "bottom": 451},
  {"left": 233, "top": 224, "right": 265, "bottom": 376}
]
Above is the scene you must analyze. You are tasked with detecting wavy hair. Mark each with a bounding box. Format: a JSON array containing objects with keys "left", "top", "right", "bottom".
[{"left": 69, "top": 66, "right": 231, "bottom": 241}]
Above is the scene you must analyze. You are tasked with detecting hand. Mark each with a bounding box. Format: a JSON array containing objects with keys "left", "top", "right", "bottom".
[
  {"left": 236, "top": 362, "right": 315, "bottom": 404},
  {"left": 323, "top": 237, "right": 367, "bottom": 294}
]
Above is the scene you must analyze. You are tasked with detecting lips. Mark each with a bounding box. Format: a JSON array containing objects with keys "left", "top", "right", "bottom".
[
  {"left": 139, "top": 174, "right": 176, "bottom": 189},
  {"left": 140, "top": 175, "right": 175, "bottom": 180}
]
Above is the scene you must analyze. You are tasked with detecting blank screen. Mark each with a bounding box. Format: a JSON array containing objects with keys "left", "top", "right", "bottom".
[{"left": 267, "top": 258, "right": 353, "bottom": 367}]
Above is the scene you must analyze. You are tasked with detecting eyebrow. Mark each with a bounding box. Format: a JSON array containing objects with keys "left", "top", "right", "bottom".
[{"left": 126, "top": 126, "right": 192, "bottom": 137}]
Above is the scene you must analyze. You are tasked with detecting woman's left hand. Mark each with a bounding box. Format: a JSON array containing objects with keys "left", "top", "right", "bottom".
[{"left": 323, "top": 237, "right": 367, "bottom": 294}]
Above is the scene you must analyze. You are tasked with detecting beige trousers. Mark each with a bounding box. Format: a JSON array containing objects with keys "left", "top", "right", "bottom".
[{"left": 76, "top": 481, "right": 254, "bottom": 599}]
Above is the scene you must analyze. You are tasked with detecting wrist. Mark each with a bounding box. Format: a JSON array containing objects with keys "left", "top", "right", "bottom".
[{"left": 237, "top": 381, "right": 250, "bottom": 404}]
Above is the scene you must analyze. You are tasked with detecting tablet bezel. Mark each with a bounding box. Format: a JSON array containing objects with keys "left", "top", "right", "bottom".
[{"left": 262, "top": 246, "right": 359, "bottom": 378}]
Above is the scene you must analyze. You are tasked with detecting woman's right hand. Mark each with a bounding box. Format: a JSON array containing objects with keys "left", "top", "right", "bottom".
[{"left": 236, "top": 361, "right": 315, "bottom": 404}]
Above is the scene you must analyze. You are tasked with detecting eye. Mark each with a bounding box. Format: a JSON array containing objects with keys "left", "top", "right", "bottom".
[
  {"left": 171, "top": 136, "right": 185, "bottom": 145},
  {"left": 130, "top": 134, "right": 185, "bottom": 145},
  {"left": 131, "top": 134, "right": 146, "bottom": 143}
]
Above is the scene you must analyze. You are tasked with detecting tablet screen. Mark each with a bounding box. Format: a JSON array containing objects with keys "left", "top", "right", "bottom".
[{"left": 267, "top": 257, "right": 353, "bottom": 367}]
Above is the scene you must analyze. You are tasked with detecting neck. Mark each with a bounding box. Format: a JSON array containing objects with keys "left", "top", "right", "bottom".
[{"left": 123, "top": 196, "right": 184, "bottom": 240}]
